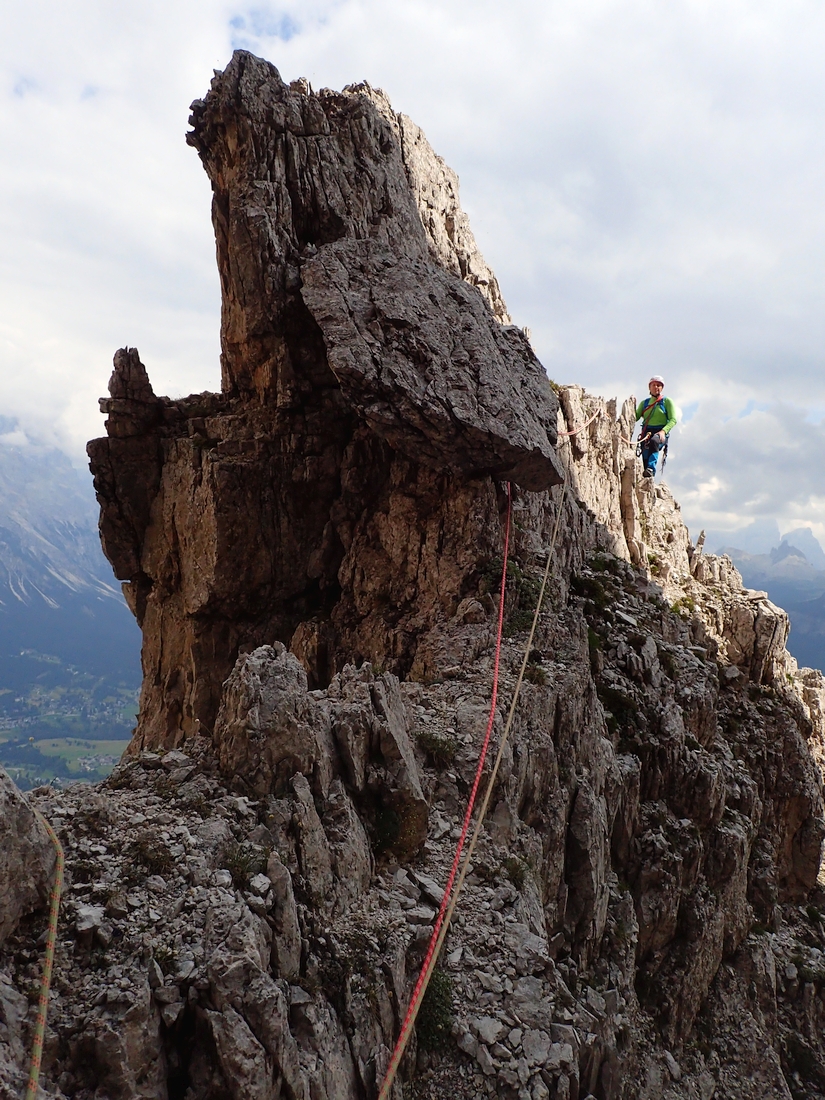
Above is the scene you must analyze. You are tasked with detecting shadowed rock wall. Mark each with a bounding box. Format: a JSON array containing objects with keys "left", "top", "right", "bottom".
[{"left": 87, "top": 52, "right": 561, "bottom": 751}]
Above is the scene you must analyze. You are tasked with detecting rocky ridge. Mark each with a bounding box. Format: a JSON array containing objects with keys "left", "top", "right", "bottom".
[
  {"left": 4, "top": 422, "right": 825, "bottom": 1100},
  {"left": 2, "top": 49, "right": 825, "bottom": 1100}
]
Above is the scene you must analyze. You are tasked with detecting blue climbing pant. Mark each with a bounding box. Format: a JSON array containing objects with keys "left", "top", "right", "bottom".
[{"left": 641, "top": 430, "right": 667, "bottom": 476}]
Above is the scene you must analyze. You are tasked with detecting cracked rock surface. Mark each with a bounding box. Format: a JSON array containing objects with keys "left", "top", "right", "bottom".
[
  {"left": 4, "top": 48, "right": 825, "bottom": 1100},
  {"left": 87, "top": 51, "right": 561, "bottom": 752},
  {"left": 6, "top": 405, "right": 825, "bottom": 1099}
]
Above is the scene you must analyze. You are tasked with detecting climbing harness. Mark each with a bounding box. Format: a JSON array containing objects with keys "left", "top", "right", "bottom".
[
  {"left": 636, "top": 430, "right": 669, "bottom": 472},
  {"left": 24, "top": 806, "right": 64, "bottom": 1100},
  {"left": 636, "top": 396, "right": 670, "bottom": 472},
  {"left": 640, "top": 395, "right": 667, "bottom": 436},
  {"left": 378, "top": 410, "right": 592, "bottom": 1100},
  {"left": 638, "top": 426, "right": 673, "bottom": 470}
]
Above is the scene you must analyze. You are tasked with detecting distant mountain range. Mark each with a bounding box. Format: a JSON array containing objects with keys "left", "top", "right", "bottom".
[
  {"left": 703, "top": 520, "right": 825, "bottom": 672},
  {"left": 0, "top": 424, "right": 141, "bottom": 785}
]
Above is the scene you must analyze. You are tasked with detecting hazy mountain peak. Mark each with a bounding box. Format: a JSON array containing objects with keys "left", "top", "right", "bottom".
[
  {"left": 0, "top": 438, "right": 112, "bottom": 608},
  {"left": 706, "top": 517, "right": 782, "bottom": 556},
  {"left": 770, "top": 541, "right": 808, "bottom": 565},
  {"left": 706, "top": 520, "right": 825, "bottom": 568},
  {"left": 782, "top": 526, "right": 825, "bottom": 570}
]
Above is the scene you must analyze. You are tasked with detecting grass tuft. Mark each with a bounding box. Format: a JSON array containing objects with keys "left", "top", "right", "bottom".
[
  {"left": 417, "top": 728, "right": 458, "bottom": 768},
  {"left": 122, "top": 835, "right": 174, "bottom": 884},
  {"left": 416, "top": 969, "right": 454, "bottom": 1051},
  {"left": 219, "top": 840, "right": 269, "bottom": 890}
]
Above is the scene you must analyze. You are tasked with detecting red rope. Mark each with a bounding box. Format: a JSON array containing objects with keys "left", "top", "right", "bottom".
[{"left": 377, "top": 482, "right": 513, "bottom": 1097}]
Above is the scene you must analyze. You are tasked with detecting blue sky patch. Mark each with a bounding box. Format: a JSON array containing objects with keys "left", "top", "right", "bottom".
[
  {"left": 737, "top": 399, "right": 770, "bottom": 420},
  {"left": 229, "top": 10, "right": 300, "bottom": 48},
  {"left": 13, "top": 77, "right": 37, "bottom": 98}
]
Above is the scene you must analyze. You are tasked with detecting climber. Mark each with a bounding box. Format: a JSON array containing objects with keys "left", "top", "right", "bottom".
[{"left": 635, "top": 376, "right": 677, "bottom": 480}]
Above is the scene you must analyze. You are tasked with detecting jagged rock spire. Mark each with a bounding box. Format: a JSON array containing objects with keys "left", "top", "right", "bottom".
[{"left": 187, "top": 51, "right": 561, "bottom": 490}]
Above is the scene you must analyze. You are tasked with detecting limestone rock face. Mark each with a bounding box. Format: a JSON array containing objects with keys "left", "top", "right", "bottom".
[
  {"left": 395, "top": 111, "right": 510, "bottom": 323},
  {"left": 301, "top": 244, "right": 558, "bottom": 489},
  {"left": 88, "top": 51, "right": 560, "bottom": 752},
  {"left": 51, "top": 48, "right": 825, "bottom": 1100},
  {"left": 0, "top": 772, "right": 55, "bottom": 943},
  {"left": 214, "top": 643, "right": 428, "bottom": 867},
  {"left": 0, "top": 772, "right": 56, "bottom": 1099},
  {"left": 185, "top": 49, "right": 558, "bottom": 481}
]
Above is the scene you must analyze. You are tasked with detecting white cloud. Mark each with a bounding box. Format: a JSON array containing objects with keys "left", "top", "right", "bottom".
[
  {"left": 0, "top": 429, "right": 29, "bottom": 448},
  {"left": 667, "top": 401, "right": 825, "bottom": 540},
  {"left": 1, "top": 0, "right": 824, "bottom": 541},
  {"left": 0, "top": 0, "right": 232, "bottom": 455}
]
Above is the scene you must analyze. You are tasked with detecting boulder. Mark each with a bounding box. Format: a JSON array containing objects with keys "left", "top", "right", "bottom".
[{"left": 0, "top": 770, "right": 56, "bottom": 945}]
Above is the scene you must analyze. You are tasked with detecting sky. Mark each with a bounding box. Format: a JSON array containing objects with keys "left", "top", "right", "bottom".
[{"left": 3, "top": 0, "right": 825, "bottom": 545}]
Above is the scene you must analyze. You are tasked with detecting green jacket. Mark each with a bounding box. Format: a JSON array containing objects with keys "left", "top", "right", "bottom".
[{"left": 636, "top": 395, "right": 677, "bottom": 434}]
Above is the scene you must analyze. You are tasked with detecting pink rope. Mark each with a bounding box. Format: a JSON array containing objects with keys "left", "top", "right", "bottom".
[{"left": 377, "top": 482, "right": 513, "bottom": 1097}]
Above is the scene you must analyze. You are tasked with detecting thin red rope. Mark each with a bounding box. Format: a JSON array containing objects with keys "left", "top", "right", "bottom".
[{"left": 377, "top": 482, "right": 512, "bottom": 1097}]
